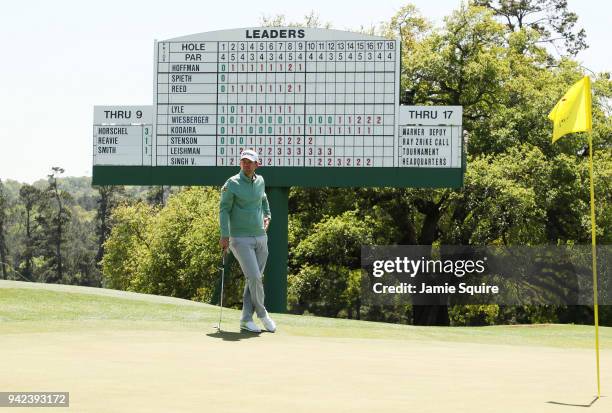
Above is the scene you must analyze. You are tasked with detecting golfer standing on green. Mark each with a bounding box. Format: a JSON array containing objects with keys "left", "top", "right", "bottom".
[{"left": 219, "top": 149, "right": 276, "bottom": 333}]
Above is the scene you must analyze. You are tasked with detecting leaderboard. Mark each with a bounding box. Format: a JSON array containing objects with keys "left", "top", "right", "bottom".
[{"left": 154, "top": 28, "right": 400, "bottom": 167}]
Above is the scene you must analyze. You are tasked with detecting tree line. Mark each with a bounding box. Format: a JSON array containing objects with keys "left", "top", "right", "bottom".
[
  {"left": 1, "top": 1, "right": 610, "bottom": 326},
  {"left": 0, "top": 175, "right": 172, "bottom": 286}
]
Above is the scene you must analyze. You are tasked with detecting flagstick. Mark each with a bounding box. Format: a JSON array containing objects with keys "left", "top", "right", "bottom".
[{"left": 588, "top": 131, "right": 601, "bottom": 398}]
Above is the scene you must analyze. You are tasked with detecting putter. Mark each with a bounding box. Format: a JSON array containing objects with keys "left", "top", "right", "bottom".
[{"left": 215, "top": 249, "right": 227, "bottom": 331}]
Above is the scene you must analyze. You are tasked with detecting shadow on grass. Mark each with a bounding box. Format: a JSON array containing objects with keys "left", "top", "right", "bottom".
[
  {"left": 546, "top": 396, "right": 601, "bottom": 408},
  {"left": 206, "top": 330, "right": 263, "bottom": 342}
]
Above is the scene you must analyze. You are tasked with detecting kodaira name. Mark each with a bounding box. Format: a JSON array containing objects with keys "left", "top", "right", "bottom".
[
  {"left": 171, "top": 126, "right": 196, "bottom": 134},
  {"left": 246, "top": 29, "right": 305, "bottom": 39}
]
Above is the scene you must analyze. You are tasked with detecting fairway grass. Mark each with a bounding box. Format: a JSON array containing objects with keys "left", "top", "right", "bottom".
[{"left": 1, "top": 280, "right": 610, "bottom": 349}]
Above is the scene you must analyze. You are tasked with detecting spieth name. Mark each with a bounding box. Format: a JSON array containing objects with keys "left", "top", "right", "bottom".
[{"left": 373, "top": 282, "right": 499, "bottom": 295}]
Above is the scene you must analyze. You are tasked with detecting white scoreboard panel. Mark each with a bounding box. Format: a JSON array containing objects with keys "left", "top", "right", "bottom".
[
  {"left": 398, "top": 106, "right": 463, "bottom": 168},
  {"left": 93, "top": 106, "right": 153, "bottom": 166},
  {"left": 154, "top": 28, "right": 400, "bottom": 168}
]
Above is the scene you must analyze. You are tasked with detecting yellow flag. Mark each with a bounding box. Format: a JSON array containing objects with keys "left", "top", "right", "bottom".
[{"left": 548, "top": 76, "right": 592, "bottom": 142}]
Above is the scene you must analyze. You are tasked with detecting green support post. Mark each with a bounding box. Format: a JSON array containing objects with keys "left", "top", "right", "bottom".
[{"left": 264, "top": 186, "right": 288, "bottom": 313}]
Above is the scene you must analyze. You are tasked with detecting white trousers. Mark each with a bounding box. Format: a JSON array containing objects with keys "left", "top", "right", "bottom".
[{"left": 229, "top": 235, "right": 269, "bottom": 322}]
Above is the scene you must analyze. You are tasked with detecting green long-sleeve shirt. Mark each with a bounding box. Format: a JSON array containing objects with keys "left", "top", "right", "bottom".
[{"left": 219, "top": 170, "right": 271, "bottom": 238}]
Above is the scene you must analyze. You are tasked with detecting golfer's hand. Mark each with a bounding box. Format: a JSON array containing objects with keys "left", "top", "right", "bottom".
[
  {"left": 219, "top": 237, "right": 229, "bottom": 251},
  {"left": 264, "top": 217, "right": 270, "bottom": 232}
]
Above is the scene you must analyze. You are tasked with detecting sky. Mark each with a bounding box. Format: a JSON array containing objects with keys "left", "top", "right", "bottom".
[{"left": 0, "top": 0, "right": 609, "bottom": 183}]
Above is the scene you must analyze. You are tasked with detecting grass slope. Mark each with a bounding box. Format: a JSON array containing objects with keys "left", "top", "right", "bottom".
[{"left": 1, "top": 280, "right": 610, "bottom": 349}]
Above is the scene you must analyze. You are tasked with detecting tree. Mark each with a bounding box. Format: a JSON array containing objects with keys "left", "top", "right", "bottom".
[
  {"left": 0, "top": 179, "right": 8, "bottom": 279},
  {"left": 64, "top": 204, "right": 100, "bottom": 286},
  {"left": 393, "top": 3, "right": 608, "bottom": 325},
  {"left": 94, "top": 185, "right": 125, "bottom": 265},
  {"left": 142, "top": 187, "right": 229, "bottom": 300},
  {"left": 283, "top": 3, "right": 610, "bottom": 326},
  {"left": 404, "top": 4, "right": 508, "bottom": 112},
  {"left": 260, "top": 11, "right": 332, "bottom": 29},
  {"left": 444, "top": 145, "right": 548, "bottom": 245},
  {"left": 391, "top": 4, "right": 509, "bottom": 325},
  {"left": 100, "top": 201, "right": 154, "bottom": 291},
  {"left": 36, "top": 167, "right": 72, "bottom": 283},
  {"left": 289, "top": 211, "right": 374, "bottom": 318},
  {"left": 102, "top": 187, "right": 233, "bottom": 303},
  {"left": 18, "top": 184, "right": 41, "bottom": 280},
  {"left": 146, "top": 186, "right": 169, "bottom": 206},
  {"left": 473, "top": 0, "right": 587, "bottom": 56}
]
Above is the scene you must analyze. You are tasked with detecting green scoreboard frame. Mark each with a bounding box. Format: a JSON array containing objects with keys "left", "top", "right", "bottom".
[{"left": 92, "top": 166, "right": 462, "bottom": 188}]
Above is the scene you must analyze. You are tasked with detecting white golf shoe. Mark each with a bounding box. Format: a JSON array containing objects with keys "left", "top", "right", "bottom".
[
  {"left": 260, "top": 315, "right": 276, "bottom": 333},
  {"left": 240, "top": 320, "right": 261, "bottom": 333}
]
